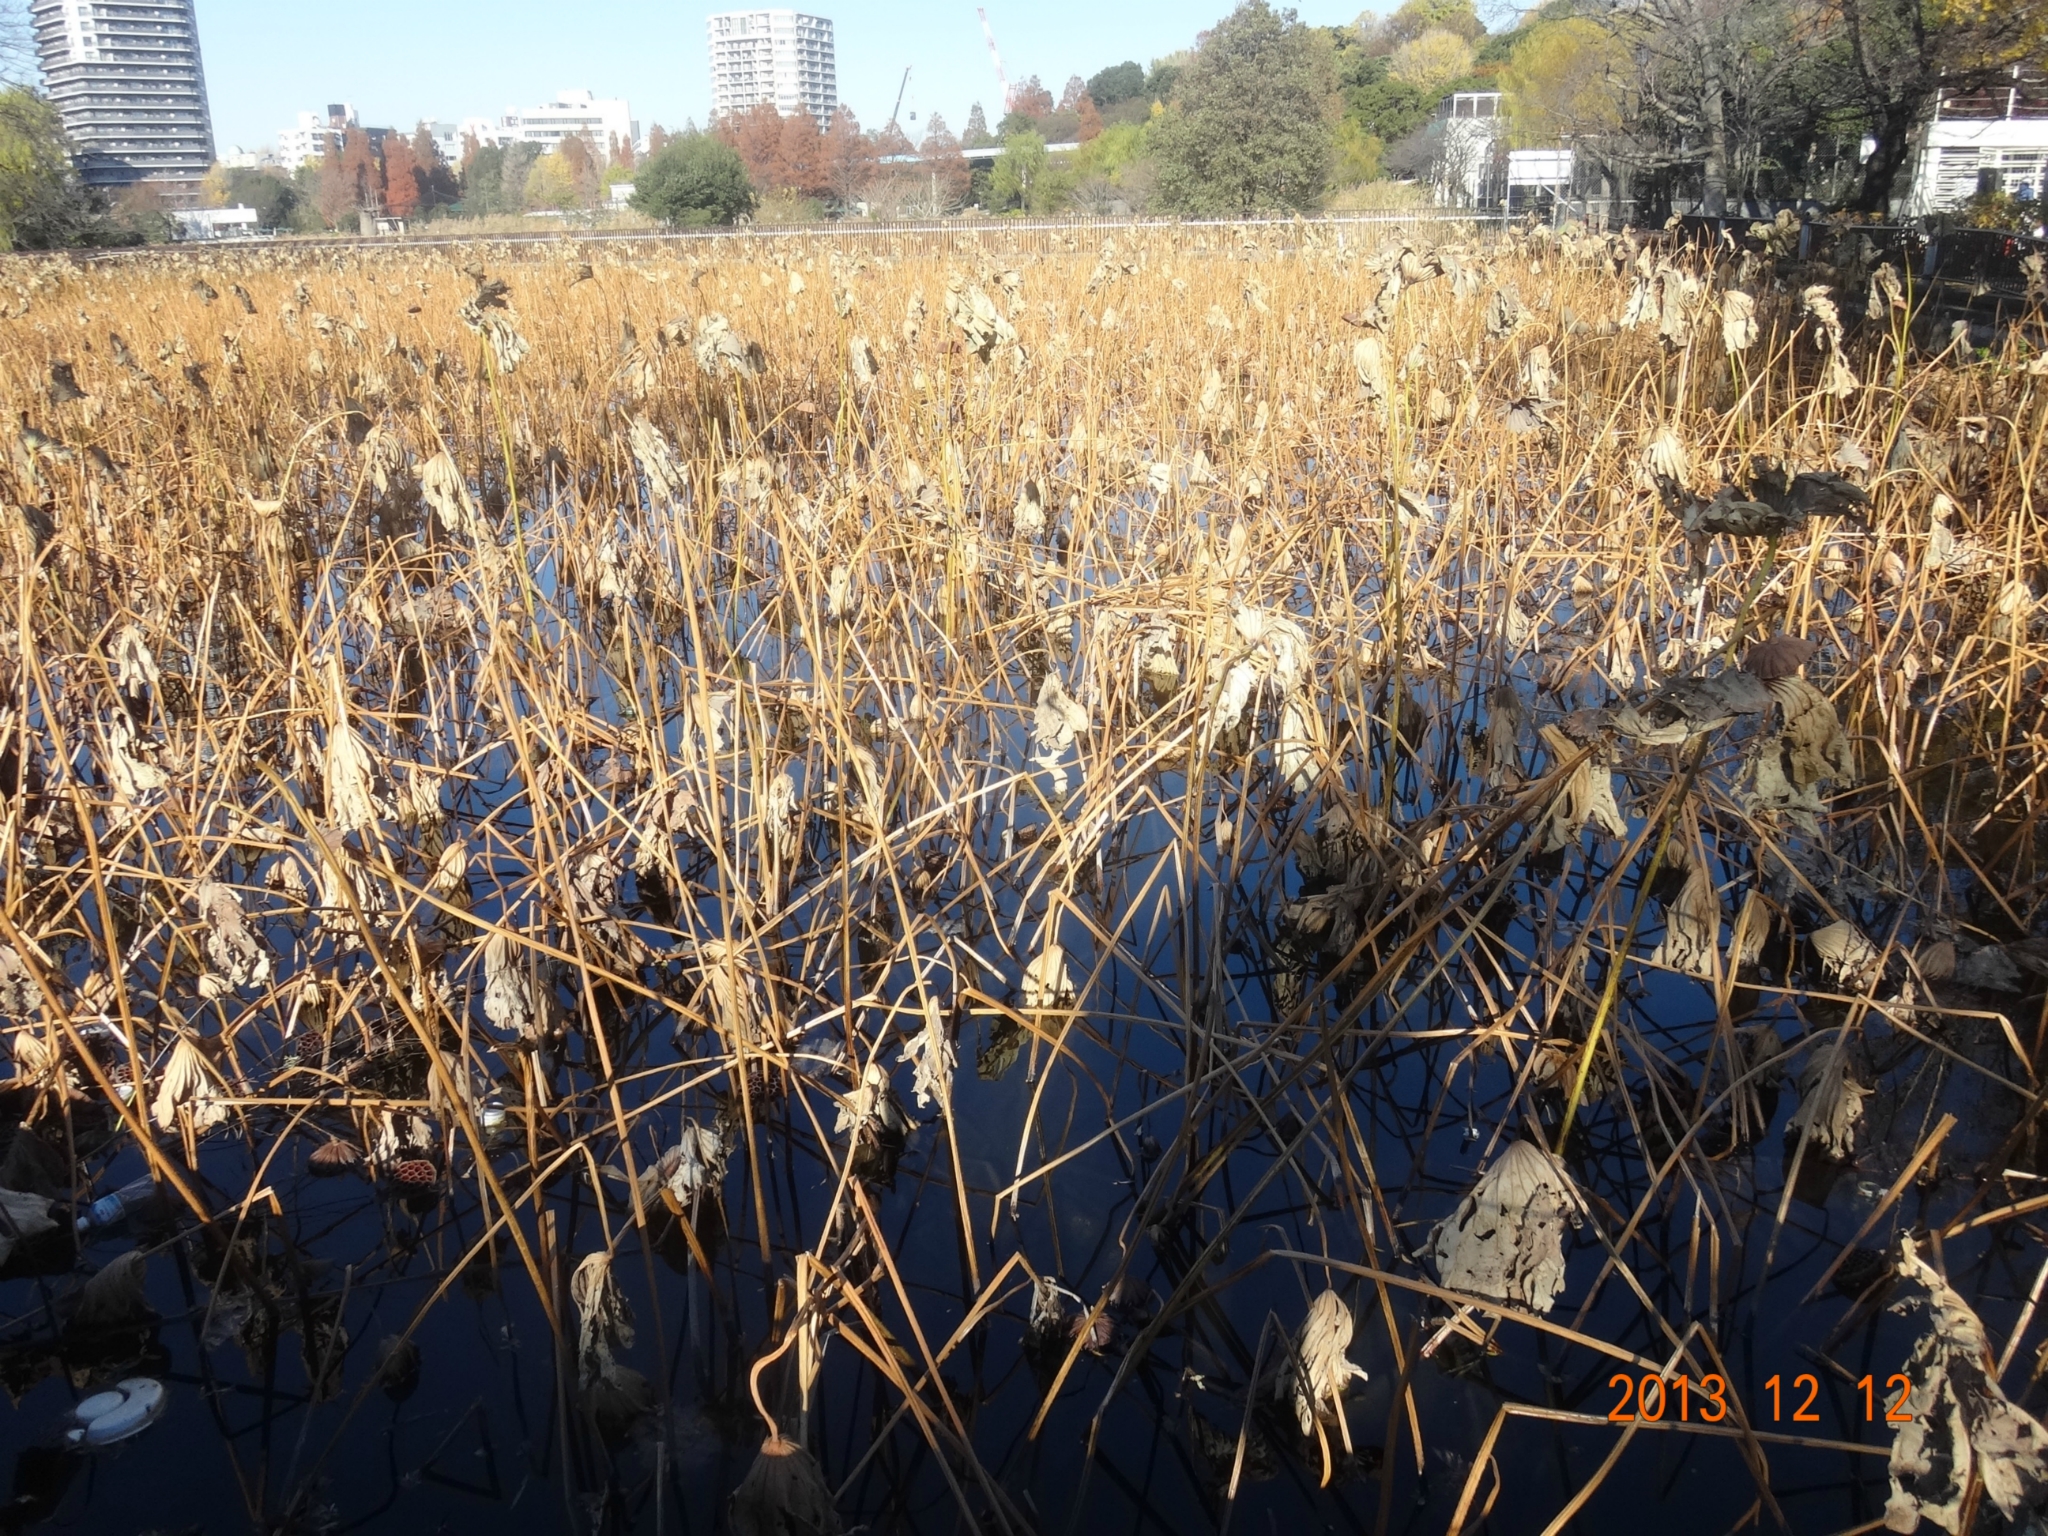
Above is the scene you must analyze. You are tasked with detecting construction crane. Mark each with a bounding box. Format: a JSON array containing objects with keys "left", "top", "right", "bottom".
[
  {"left": 976, "top": 8, "right": 1014, "bottom": 113},
  {"left": 887, "top": 66, "right": 912, "bottom": 135}
]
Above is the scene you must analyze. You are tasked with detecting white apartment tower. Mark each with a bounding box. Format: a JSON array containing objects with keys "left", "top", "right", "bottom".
[
  {"left": 31, "top": 0, "right": 215, "bottom": 204},
  {"left": 708, "top": 11, "right": 836, "bottom": 125}
]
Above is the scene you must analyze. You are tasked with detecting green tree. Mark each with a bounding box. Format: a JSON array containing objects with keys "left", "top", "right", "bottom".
[
  {"left": 524, "top": 152, "right": 576, "bottom": 210},
  {"left": 989, "top": 131, "right": 1049, "bottom": 211},
  {"left": 631, "top": 132, "right": 755, "bottom": 226},
  {"left": 1498, "top": 16, "right": 1627, "bottom": 146},
  {"left": 1146, "top": 53, "right": 1191, "bottom": 103},
  {"left": 218, "top": 165, "right": 301, "bottom": 228},
  {"left": 0, "top": 87, "right": 108, "bottom": 249},
  {"left": 1153, "top": 2, "right": 1338, "bottom": 214},
  {"left": 1388, "top": 27, "right": 1473, "bottom": 92},
  {"left": 1330, "top": 116, "right": 1385, "bottom": 183},
  {"left": 1374, "top": 0, "right": 1486, "bottom": 50},
  {"left": 1088, "top": 61, "right": 1147, "bottom": 105}
]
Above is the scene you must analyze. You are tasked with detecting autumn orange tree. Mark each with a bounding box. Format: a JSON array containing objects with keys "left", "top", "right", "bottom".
[
  {"left": 381, "top": 136, "right": 420, "bottom": 218},
  {"left": 822, "top": 106, "right": 875, "bottom": 209},
  {"left": 717, "top": 103, "right": 788, "bottom": 192},
  {"left": 778, "top": 108, "right": 826, "bottom": 198}
]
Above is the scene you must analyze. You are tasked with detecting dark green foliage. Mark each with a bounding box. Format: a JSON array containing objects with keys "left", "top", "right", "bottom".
[
  {"left": 0, "top": 88, "right": 153, "bottom": 249},
  {"left": 217, "top": 166, "right": 300, "bottom": 230},
  {"left": 1088, "top": 61, "right": 1147, "bottom": 107},
  {"left": 1152, "top": 2, "right": 1336, "bottom": 214},
  {"left": 631, "top": 133, "right": 755, "bottom": 227}
]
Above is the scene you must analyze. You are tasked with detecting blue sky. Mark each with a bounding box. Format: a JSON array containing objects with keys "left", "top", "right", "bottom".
[{"left": 192, "top": 0, "right": 1389, "bottom": 154}]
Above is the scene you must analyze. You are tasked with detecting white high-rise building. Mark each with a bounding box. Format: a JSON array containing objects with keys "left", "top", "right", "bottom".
[
  {"left": 707, "top": 11, "right": 836, "bottom": 124},
  {"left": 31, "top": 0, "right": 215, "bottom": 204},
  {"left": 277, "top": 104, "right": 357, "bottom": 169},
  {"left": 500, "top": 90, "right": 636, "bottom": 159}
]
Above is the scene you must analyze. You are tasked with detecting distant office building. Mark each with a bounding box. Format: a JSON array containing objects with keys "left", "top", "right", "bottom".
[
  {"left": 278, "top": 104, "right": 356, "bottom": 169},
  {"left": 30, "top": 0, "right": 215, "bottom": 204},
  {"left": 500, "top": 90, "right": 636, "bottom": 159},
  {"left": 707, "top": 11, "right": 836, "bottom": 124}
]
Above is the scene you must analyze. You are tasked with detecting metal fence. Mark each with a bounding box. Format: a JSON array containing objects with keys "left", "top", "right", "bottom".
[{"left": 165, "top": 208, "right": 1515, "bottom": 262}]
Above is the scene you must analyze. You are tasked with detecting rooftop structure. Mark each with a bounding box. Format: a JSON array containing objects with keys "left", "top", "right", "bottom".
[
  {"left": 31, "top": 0, "right": 215, "bottom": 203},
  {"left": 708, "top": 11, "right": 836, "bottom": 125},
  {"left": 1902, "top": 66, "right": 2048, "bottom": 215}
]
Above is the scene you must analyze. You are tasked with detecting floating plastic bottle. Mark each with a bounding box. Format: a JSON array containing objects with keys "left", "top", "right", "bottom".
[{"left": 73, "top": 1178, "right": 157, "bottom": 1237}]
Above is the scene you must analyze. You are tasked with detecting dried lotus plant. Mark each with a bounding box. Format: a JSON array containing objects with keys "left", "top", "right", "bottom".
[
  {"left": 1768, "top": 676, "right": 1854, "bottom": 790},
  {"left": 1030, "top": 671, "right": 1089, "bottom": 794},
  {"left": 1720, "top": 288, "right": 1757, "bottom": 352},
  {"left": 482, "top": 929, "right": 541, "bottom": 1041},
  {"left": 1809, "top": 920, "right": 1882, "bottom": 990},
  {"left": 696, "top": 938, "right": 768, "bottom": 1047},
  {"left": 1022, "top": 938, "right": 1075, "bottom": 1011},
  {"left": 1885, "top": 1236, "right": 2048, "bottom": 1533},
  {"left": 628, "top": 414, "right": 688, "bottom": 505},
  {"left": 1786, "top": 1045, "right": 1868, "bottom": 1159},
  {"left": 900, "top": 997, "right": 955, "bottom": 1111},
  {"left": 0, "top": 1189, "right": 54, "bottom": 1266},
  {"left": 1429, "top": 1140, "right": 1584, "bottom": 1314},
  {"left": 835, "top": 1059, "right": 910, "bottom": 1141},
  {"left": 1536, "top": 725, "right": 1627, "bottom": 851},
  {"left": 1276, "top": 1288, "right": 1369, "bottom": 1483},
  {"left": 152, "top": 1034, "right": 229, "bottom": 1137},
  {"left": 570, "top": 1250, "right": 634, "bottom": 1385},
  {"left": 193, "top": 880, "right": 270, "bottom": 990},
  {"left": 1651, "top": 855, "right": 1720, "bottom": 978}
]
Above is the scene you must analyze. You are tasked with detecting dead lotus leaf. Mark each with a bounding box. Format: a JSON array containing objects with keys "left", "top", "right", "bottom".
[
  {"left": 153, "top": 1033, "right": 229, "bottom": 1134},
  {"left": 835, "top": 1059, "right": 910, "bottom": 1140},
  {"left": 482, "top": 930, "right": 539, "bottom": 1041},
  {"left": 1279, "top": 1288, "right": 1369, "bottom": 1435},
  {"left": 1787, "top": 1045, "right": 1868, "bottom": 1159},
  {"left": 1885, "top": 1235, "right": 2048, "bottom": 1532},
  {"left": 194, "top": 880, "right": 270, "bottom": 990},
  {"left": 1615, "top": 670, "right": 1773, "bottom": 746},
  {"left": 1744, "top": 634, "right": 1819, "bottom": 682},
  {"left": 569, "top": 1250, "right": 634, "bottom": 1385},
  {"left": 1537, "top": 724, "right": 1627, "bottom": 851},
  {"left": 1768, "top": 677, "right": 1854, "bottom": 787},
  {"left": 900, "top": 999, "right": 955, "bottom": 1111},
  {"left": 1023, "top": 940, "right": 1076, "bottom": 1011},
  {"left": 71, "top": 1248, "right": 154, "bottom": 1332},
  {"left": 1810, "top": 919, "right": 1882, "bottom": 990},
  {"left": 1652, "top": 858, "right": 1720, "bottom": 977},
  {"left": 1429, "top": 1140, "right": 1584, "bottom": 1314}
]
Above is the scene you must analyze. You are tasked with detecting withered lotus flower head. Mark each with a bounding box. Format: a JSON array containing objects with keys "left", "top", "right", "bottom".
[{"left": 730, "top": 1433, "right": 842, "bottom": 1536}]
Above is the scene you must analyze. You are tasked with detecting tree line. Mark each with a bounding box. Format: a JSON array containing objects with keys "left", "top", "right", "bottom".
[{"left": 4, "top": 0, "right": 2046, "bottom": 248}]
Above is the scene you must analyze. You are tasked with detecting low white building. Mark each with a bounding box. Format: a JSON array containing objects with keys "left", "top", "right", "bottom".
[
  {"left": 174, "top": 205, "right": 260, "bottom": 238},
  {"left": 1901, "top": 67, "right": 2048, "bottom": 215},
  {"left": 500, "top": 90, "right": 636, "bottom": 159}
]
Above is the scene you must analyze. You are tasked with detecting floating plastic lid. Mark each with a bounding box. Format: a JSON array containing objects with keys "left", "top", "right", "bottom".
[{"left": 65, "top": 1378, "right": 166, "bottom": 1448}]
